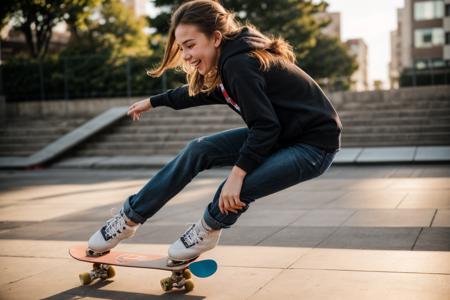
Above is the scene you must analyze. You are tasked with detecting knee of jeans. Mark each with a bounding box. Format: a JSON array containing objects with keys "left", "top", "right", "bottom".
[{"left": 185, "top": 137, "right": 215, "bottom": 157}]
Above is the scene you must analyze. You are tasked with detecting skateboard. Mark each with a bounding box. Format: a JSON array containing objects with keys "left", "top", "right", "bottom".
[{"left": 69, "top": 245, "right": 217, "bottom": 292}]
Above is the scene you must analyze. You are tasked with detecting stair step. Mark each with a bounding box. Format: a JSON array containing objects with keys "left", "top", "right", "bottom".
[
  {"left": 340, "top": 99, "right": 450, "bottom": 110},
  {"left": 0, "top": 136, "right": 61, "bottom": 144},
  {"left": 342, "top": 117, "right": 450, "bottom": 126}
]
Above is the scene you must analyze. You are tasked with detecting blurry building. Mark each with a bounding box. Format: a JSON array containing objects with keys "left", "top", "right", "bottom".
[
  {"left": 345, "top": 39, "right": 369, "bottom": 91},
  {"left": 389, "top": 8, "right": 404, "bottom": 88},
  {"left": 315, "top": 12, "right": 341, "bottom": 40},
  {"left": 315, "top": 11, "right": 369, "bottom": 91},
  {"left": 390, "top": 0, "right": 450, "bottom": 87},
  {"left": 122, "top": 0, "right": 147, "bottom": 18}
]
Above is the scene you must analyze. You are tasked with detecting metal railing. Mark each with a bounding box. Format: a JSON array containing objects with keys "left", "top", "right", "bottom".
[{"left": 1, "top": 55, "right": 184, "bottom": 102}]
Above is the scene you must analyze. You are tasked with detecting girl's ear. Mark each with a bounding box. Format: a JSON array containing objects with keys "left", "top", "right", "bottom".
[{"left": 213, "top": 30, "right": 223, "bottom": 48}]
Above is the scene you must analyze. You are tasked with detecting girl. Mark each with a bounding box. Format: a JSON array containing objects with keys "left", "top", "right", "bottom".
[{"left": 88, "top": 0, "right": 342, "bottom": 262}]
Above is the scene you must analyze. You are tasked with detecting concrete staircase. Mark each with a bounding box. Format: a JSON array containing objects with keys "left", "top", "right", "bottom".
[
  {"left": 337, "top": 86, "right": 450, "bottom": 146},
  {"left": 70, "top": 85, "right": 450, "bottom": 157},
  {"left": 1, "top": 85, "right": 448, "bottom": 160},
  {"left": 70, "top": 107, "right": 244, "bottom": 156},
  {"left": 0, "top": 118, "right": 87, "bottom": 157}
]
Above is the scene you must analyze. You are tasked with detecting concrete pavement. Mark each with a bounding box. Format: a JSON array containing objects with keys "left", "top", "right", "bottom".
[
  {"left": 47, "top": 145, "right": 450, "bottom": 170},
  {"left": 0, "top": 165, "right": 449, "bottom": 299}
]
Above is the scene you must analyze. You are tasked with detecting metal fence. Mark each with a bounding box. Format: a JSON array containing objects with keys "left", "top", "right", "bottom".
[
  {"left": 0, "top": 55, "right": 184, "bottom": 102},
  {"left": 400, "top": 67, "right": 450, "bottom": 87}
]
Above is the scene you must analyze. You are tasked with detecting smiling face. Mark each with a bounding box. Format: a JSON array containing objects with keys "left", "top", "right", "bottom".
[{"left": 174, "top": 24, "right": 222, "bottom": 75}]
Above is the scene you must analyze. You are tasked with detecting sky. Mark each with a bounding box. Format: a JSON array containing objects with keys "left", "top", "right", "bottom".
[
  {"left": 322, "top": 0, "right": 405, "bottom": 89},
  {"left": 146, "top": 0, "right": 406, "bottom": 89}
]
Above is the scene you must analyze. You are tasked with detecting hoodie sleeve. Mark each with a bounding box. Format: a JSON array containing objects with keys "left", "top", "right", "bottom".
[
  {"left": 150, "top": 84, "right": 226, "bottom": 110},
  {"left": 223, "top": 56, "right": 281, "bottom": 174}
]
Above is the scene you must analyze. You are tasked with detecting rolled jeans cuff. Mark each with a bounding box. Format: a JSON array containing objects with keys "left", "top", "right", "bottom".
[
  {"left": 203, "top": 206, "right": 229, "bottom": 230},
  {"left": 123, "top": 195, "right": 146, "bottom": 224}
]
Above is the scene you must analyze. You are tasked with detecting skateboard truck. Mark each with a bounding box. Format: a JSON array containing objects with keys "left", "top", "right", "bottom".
[
  {"left": 79, "top": 262, "right": 116, "bottom": 285},
  {"left": 160, "top": 268, "right": 194, "bottom": 292}
]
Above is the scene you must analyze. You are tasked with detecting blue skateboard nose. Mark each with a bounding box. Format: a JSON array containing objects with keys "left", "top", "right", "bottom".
[{"left": 188, "top": 259, "right": 218, "bottom": 278}]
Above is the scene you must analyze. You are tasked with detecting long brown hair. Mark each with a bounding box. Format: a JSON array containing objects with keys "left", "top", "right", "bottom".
[{"left": 148, "top": 0, "right": 296, "bottom": 96}]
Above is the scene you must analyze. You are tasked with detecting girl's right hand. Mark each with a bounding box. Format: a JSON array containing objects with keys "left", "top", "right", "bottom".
[{"left": 127, "top": 98, "right": 153, "bottom": 121}]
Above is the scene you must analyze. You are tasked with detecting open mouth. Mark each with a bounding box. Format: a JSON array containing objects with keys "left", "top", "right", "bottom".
[{"left": 191, "top": 60, "right": 201, "bottom": 68}]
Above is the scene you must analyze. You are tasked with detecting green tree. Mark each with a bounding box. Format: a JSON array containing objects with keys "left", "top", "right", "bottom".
[
  {"left": 1, "top": 0, "right": 100, "bottom": 59},
  {"left": 149, "top": 0, "right": 328, "bottom": 58},
  {"left": 149, "top": 0, "right": 356, "bottom": 90},
  {"left": 57, "top": 0, "right": 157, "bottom": 99},
  {"left": 62, "top": 0, "right": 151, "bottom": 58},
  {"left": 300, "top": 35, "right": 358, "bottom": 91}
]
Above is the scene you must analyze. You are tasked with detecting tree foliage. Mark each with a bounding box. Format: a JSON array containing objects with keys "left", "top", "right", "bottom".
[
  {"left": 148, "top": 0, "right": 356, "bottom": 90},
  {"left": 1, "top": 0, "right": 101, "bottom": 59},
  {"left": 62, "top": 0, "right": 151, "bottom": 58}
]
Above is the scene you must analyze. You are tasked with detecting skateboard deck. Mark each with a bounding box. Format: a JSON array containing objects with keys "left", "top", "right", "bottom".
[{"left": 69, "top": 245, "right": 217, "bottom": 292}]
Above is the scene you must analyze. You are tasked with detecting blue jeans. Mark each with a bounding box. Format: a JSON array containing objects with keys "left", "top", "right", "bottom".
[{"left": 123, "top": 127, "right": 337, "bottom": 230}]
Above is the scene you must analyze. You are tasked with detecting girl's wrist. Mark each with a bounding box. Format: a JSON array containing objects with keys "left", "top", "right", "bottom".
[{"left": 232, "top": 166, "right": 247, "bottom": 178}]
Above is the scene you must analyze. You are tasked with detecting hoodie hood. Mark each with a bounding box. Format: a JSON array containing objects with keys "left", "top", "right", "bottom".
[{"left": 218, "top": 27, "right": 271, "bottom": 73}]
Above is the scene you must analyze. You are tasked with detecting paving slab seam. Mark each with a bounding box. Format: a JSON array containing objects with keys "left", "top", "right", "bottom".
[
  {"left": 245, "top": 267, "right": 286, "bottom": 300},
  {"left": 312, "top": 210, "right": 359, "bottom": 248},
  {"left": 428, "top": 209, "right": 439, "bottom": 227},
  {"left": 394, "top": 192, "right": 409, "bottom": 209},
  {"left": 0, "top": 254, "right": 70, "bottom": 260},
  {"left": 336, "top": 209, "right": 360, "bottom": 226},
  {"left": 337, "top": 209, "right": 359, "bottom": 226},
  {"left": 2, "top": 262, "right": 71, "bottom": 286},
  {"left": 285, "top": 267, "right": 450, "bottom": 276},
  {"left": 281, "top": 227, "right": 344, "bottom": 269},
  {"left": 21, "top": 183, "right": 142, "bottom": 202},
  {"left": 255, "top": 212, "right": 315, "bottom": 246},
  {"left": 411, "top": 227, "right": 425, "bottom": 251},
  {"left": 316, "top": 191, "right": 349, "bottom": 209},
  {"left": 5, "top": 275, "right": 39, "bottom": 286}
]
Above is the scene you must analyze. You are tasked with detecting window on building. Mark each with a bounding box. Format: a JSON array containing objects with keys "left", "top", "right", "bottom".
[
  {"left": 431, "top": 58, "right": 446, "bottom": 67},
  {"left": 414, "top": 28, "right": 444, "bottom": 47},
  {"left": 414, "top": 58, "right": 446, "bottom": 69},
  {"left": 414, "top": 0, "right": 444, "bottom": 20},
  {"left": 446, "top": 32, "right": 450, "bottom": 45},
  {"left": 415, "top": 60, "right": 428, "bottom": 69},
  {"left": 446, "top": 4, "right": 450, "bottom": 16}
]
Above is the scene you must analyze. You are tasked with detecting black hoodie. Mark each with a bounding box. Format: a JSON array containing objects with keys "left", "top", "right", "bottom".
[{"left": 150, "top": 27, "right": 342, "bottom": 174}]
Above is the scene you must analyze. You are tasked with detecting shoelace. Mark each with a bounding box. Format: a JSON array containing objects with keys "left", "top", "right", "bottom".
[
  {"left": 182, "top": 223, "right": 207, "bottom": 246},
  {"left": 104, "top": 210, "right": 126, "bottom": 239}
]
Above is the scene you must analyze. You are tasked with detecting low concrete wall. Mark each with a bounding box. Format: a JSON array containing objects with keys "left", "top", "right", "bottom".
[
  {"left": 3, "top": 85, "right": 450, "bottom": 118},
  {"left": 330, "top": 85, "right": 450, "bottom": 106},
  {"left": 5, "top": 97, "right": 144, "bottom": 118},
  {"left": 0, "top": 96, "right": 5, "bottom": 122}
]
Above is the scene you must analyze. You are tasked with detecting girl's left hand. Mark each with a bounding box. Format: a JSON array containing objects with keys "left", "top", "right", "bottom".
[{"left": 219, "top": 168, "right": 247, "bottom": 215}]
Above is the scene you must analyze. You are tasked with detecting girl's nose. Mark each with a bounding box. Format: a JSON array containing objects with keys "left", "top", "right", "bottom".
[{"left": 182, "top": 51, "right": 191, "bottom": 61}]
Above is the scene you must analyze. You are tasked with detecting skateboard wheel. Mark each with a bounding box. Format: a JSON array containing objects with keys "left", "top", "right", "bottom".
[
  {"left": 183, "top": 269, "right": 192, "bottom": 279},
  {"left": 79, "top": 272, "right": 92, "bottom": 285},
  {"left": 160, "top": 277, "right": 173, "bottom": 291},
  {"left": 106, "top": 266, "right": 116, "bottom": 278},
  {"left": 184, "top": 280, "right": 194, "bottom": 292}
]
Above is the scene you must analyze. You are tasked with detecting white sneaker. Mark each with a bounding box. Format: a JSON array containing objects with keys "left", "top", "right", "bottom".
[
  {"left": 168, "top": 219, "right": 221, "bottom": 261},
  {"left": 88, "top": 209, "right": 140, "bottom": 255}
]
